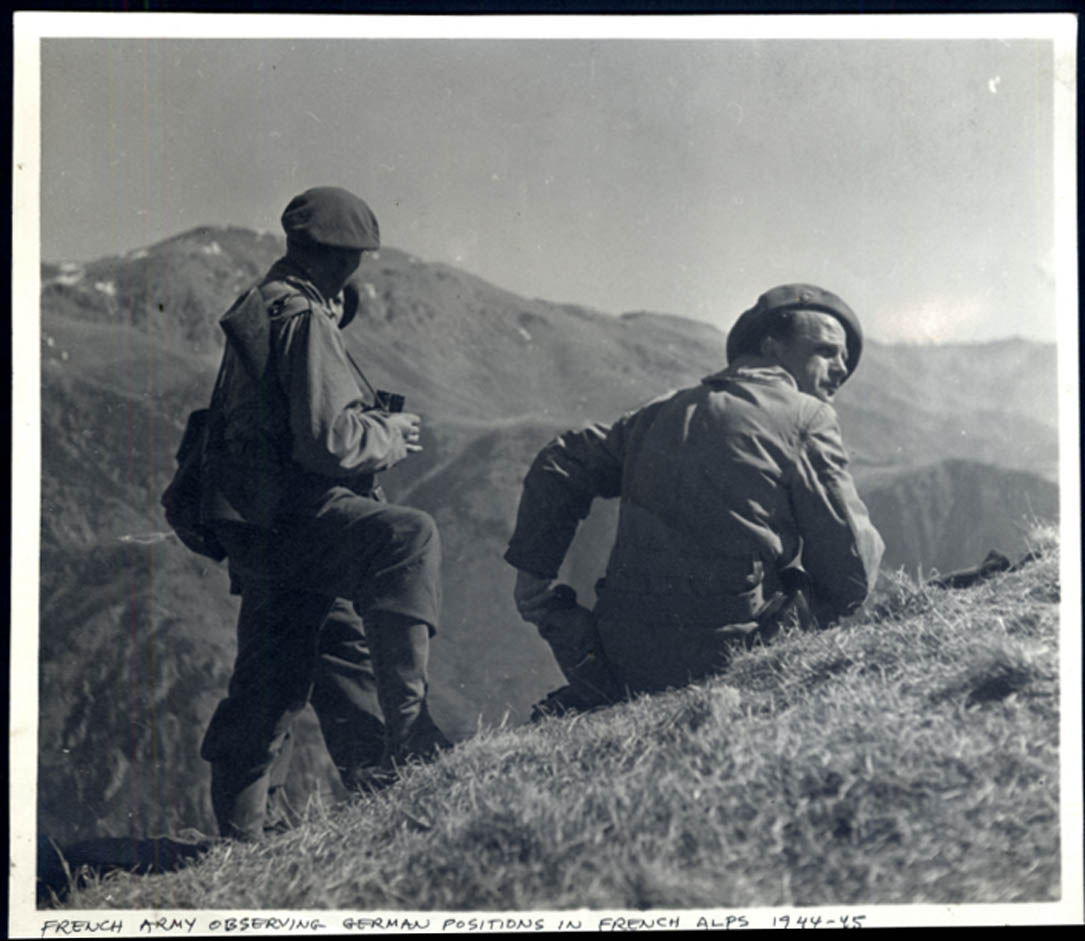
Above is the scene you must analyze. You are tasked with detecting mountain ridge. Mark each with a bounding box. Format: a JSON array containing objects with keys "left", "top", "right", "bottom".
[{"left": 37, "top": 225, "right": 1064, "bottom": 354}]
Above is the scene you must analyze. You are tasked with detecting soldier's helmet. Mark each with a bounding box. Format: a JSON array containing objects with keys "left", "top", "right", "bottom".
[
  {"left": 726, "top": 283, "right": 863, "bottom": 381},
  {"left": 281, "top": 186, "right": 380, "bottom": 252}
]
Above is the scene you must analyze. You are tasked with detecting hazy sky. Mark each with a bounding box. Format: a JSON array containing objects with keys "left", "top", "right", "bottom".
[{"left": 34, "top": 21, "right": 1069, "bottom": 343}]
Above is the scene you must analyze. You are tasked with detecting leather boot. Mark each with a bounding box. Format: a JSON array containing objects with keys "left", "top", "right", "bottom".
[
  {"left": 366, "top": 613, "right": 452, "bottom": 773},
  {"left": 210, "top": 764, "right": 270, "bottom": 841}
]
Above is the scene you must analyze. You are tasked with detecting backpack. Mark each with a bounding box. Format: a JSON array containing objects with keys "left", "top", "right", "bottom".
[
  {"left": 160, "top": 288, "right": 265, "bottom": 562},
  {"left": 161, "top": 406, "right": 227, "bottom": 562}
]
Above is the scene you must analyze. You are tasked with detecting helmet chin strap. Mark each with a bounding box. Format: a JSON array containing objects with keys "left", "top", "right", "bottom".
[{"left": 342, "top": 344, "right": 380, "bottom": 404}]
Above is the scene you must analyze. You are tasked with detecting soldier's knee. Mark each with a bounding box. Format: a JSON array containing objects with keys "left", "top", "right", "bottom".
[{"left": 394, "top": 506, "right": 440, "bottom": 559}]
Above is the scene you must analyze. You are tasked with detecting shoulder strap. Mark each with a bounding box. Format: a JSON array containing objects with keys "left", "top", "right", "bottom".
[{"left": 343, "top": 345, "right": 379, "bottom": 402}]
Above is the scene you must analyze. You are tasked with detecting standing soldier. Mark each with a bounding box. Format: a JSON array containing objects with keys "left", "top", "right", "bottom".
[
  {"left": 505, "top": 284, "right": 885, "bottom": 714},
  {"left": 199, "top": 186, "right": 449, "bottom": 840}
]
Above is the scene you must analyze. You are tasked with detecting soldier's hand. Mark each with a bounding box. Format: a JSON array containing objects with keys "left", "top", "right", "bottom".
[
  {"left": 385, "top": 411, "right": 423, "bottom": 453},
  {"left": 514, "top": 569, "right": 556, "bottom": 625}
]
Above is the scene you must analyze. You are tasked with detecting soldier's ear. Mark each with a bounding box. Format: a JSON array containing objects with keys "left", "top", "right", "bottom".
[{"left": 759, "top": 334, "right": 781, "bottom": 360}]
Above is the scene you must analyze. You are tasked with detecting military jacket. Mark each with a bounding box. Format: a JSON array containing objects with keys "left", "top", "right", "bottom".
[
  {"left": 202, "top": 258, "right": 408, "bottom": 530},
  {"left": 505, "top": 357, "right": 885, "bottom": 625}
]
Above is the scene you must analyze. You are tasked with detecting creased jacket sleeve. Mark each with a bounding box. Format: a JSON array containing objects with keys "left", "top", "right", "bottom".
[
  {"left": 275, "top": 311, "right": 408, "bottom": 477},
  {"left": 789, "top": 404, "right": 885, "bottom": 616},
  {"left": 504, "top": 419, "right": 628, "bottom": 578}
]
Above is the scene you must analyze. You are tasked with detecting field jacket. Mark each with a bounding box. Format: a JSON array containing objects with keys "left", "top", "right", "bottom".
[
  {"left": 505, "top": 357, "right": 885, "bottom": 626},
  {"left": 201, "top": 258, "right": 408, "bottom": 530}
]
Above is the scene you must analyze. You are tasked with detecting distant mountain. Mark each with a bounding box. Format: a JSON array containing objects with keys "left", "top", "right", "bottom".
[
  {"left": 841, "top": 340, "right": 1058, "bottom": 482},
  {"left": 41, "top": 227, "right": 284, "bottom": 359},
  {"left": 36, "top": 225, "right": 1061, "bottom": 843},
  {"left": 860, "top": 459, "right": 1059, "bottom": 575}
]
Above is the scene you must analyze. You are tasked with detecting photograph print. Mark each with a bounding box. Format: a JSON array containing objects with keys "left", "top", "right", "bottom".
[{"left": 10, "top": 11, "right": 1082, "bottom": 933}]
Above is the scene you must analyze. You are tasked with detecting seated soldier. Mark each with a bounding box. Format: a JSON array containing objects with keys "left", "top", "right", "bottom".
[{"left": 505, "top": 284, "right": 885, "bottom": 714}]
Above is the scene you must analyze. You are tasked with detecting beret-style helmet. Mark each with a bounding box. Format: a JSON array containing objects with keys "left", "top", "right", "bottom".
[
  {"left": 281, "top": 186, "right": 380, "bottom": 251},
  {"left": 725, "top": 283, "right": 863, "bottom": 380}
]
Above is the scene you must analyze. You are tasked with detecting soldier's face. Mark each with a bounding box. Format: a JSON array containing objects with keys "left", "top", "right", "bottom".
[{"left": 767, "top": 311, "right": 849, "bottom": 402}]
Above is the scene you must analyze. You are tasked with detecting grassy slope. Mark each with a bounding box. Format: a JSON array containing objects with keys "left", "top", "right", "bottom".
[{"left": 56, "top": 532, "right": 1062, "bottom": 911}]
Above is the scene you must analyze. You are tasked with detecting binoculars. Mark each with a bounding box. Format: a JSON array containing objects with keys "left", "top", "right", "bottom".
[{"left": 374, "top": 390, "right": 406, "bottom": 413}]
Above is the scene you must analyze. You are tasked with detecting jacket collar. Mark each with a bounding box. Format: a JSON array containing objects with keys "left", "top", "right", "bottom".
[
  {"left": 701, "top": 354, "right": 799, "bottom": 391},
  {"left": 264, "top": 257, "right": 344, "bottom": 323}
]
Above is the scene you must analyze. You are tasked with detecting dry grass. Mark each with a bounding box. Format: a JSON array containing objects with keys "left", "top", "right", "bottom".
[{"left": 54, "top": 539, "right": 1061, "bottom": 910}]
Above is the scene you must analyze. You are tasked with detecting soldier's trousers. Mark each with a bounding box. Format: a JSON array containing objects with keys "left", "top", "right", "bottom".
[
  {"left": 596, "top": 588, "right": 818, "bottom": 695},
  {"left": 201, "top": 491, "right": 442, "bottom": 840},
  {"left": 219, "top": 488, "right": 442, "bottom": 630}
]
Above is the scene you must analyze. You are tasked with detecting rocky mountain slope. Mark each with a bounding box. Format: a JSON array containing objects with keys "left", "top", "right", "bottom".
[
  {"left": 35, "top": 226, "right": 1061, "bottom": 844},
  {"left": 860, "top": 459, "right": 1058, "bottom": 574}
]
